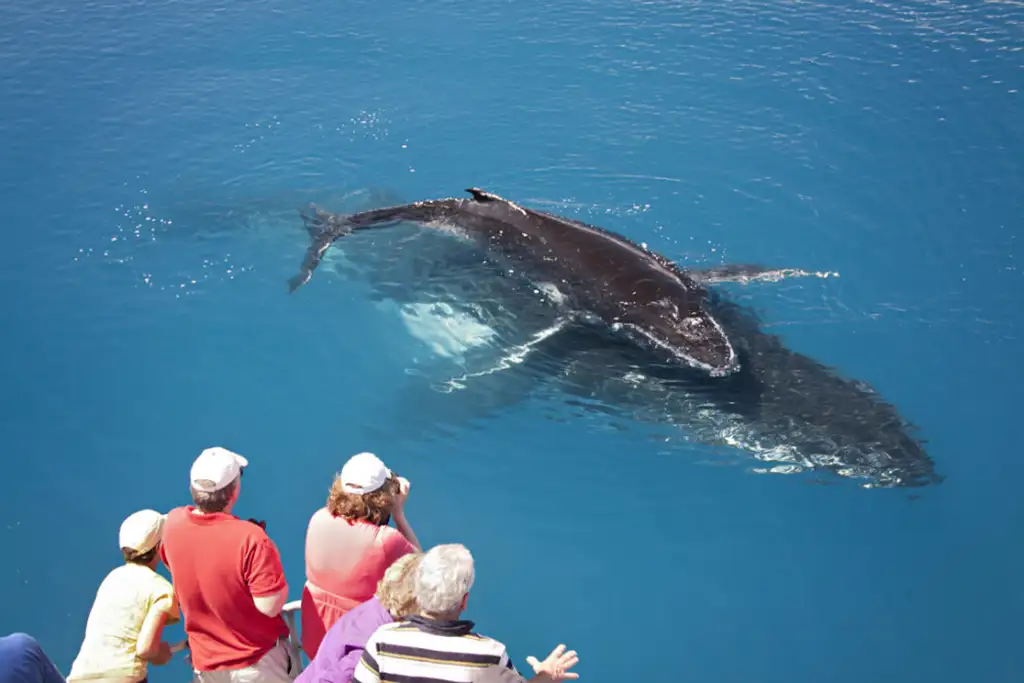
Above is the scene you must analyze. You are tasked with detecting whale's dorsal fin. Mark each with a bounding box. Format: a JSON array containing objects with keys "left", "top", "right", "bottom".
[{"left": 465, "top": 187, "right": 506, "bottom": 203}]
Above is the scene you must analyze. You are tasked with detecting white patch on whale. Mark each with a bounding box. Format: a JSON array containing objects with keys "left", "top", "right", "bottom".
[
  {"left": 620, "top": 320, "right": 739, "bottom": 378},
  {"left": 425, "top": 219, "right": 474, "bottom": 242},
  {"left": 396, "top": 302, "right": 497, "bottom": 359},
  {"left": 435, "top": 318, "right": 571, "bottom": 393},
  {"left": 722, "top": 268, "right": 840, "bottom": 285},
  {"left": 318, "top": 246, "right": 501, "bottom": 361},
  {"left": 534, "top": 282, "right": 567, "bottom": 306},
  {"left": 319, "top": 245, "right": 568, "bottom": 377}
]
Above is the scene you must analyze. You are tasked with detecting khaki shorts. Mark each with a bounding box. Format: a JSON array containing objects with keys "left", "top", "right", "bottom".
[{"left": 192, "top": 639, "right": 297, "bottom": 683}]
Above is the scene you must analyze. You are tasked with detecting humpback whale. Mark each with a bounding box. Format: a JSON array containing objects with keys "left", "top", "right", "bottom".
[
  {"left": 281, "top": 189, "right": 932, "bottom": 488},
  {"left": 289, "top": 187, "right": 827, "bottom": 377},
  {"left": 362, "top": 256, "right": 937, "bottom": 490}
]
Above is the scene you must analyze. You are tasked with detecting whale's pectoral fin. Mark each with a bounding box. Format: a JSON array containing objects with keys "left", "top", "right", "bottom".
[
  {"left": 437, "top": 317, "right": 575, "bottom": 393},
  {"left": 689, "top": 264, "right": 840, "bottom": 285}
]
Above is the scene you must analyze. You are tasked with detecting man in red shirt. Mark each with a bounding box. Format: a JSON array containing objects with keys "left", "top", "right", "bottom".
[{"left": 161, "top": 446, "right": 295, "bottom": 683}]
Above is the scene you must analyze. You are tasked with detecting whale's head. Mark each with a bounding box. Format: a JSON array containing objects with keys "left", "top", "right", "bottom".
[{"left": 614, "top": 299, "right": 740, "bottom": 377}]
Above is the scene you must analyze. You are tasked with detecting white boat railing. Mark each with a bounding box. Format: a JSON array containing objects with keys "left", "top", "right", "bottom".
[
  {"left": 169, "top": 600, "right": 306, "bottom": 675},
  {"left": 282, "top": 599, "right": 305, "bottom": 673}
]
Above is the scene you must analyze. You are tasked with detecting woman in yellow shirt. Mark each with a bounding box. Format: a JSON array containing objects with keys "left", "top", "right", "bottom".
[{"left": 68, "top": 510, "right": 180, "bottom": 683}]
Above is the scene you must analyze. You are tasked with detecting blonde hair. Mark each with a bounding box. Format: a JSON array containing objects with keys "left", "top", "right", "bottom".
[{"left": 376, "top": 552, "right": 423, "bottom": 619}]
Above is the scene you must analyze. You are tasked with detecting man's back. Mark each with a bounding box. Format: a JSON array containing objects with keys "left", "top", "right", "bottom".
[
  {"left": 160, "top": 506, "right": 289, "bottom": 671},
  {"left": 352, "top": 615, "right": 523, "bottom": 683}
]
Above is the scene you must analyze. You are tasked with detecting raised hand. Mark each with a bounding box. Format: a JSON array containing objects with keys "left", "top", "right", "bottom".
[
  {"left": 526, "top": 644, "right": 579, "bottom": 681},
  {"left": 393, "top": 476, "right": 411, "bottom": 509}
]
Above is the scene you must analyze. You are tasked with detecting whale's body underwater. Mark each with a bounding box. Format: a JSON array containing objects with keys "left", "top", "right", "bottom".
[
  {"left": 289, "top": 188, "right": 939, "bottom": 489},
  {"left": 544, "top": 295, "right": 937, "bottom": 488}
]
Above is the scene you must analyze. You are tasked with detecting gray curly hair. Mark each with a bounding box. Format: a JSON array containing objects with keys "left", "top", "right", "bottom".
[{"left": 414, "top": 544, "right": 475, "bottom": 615}]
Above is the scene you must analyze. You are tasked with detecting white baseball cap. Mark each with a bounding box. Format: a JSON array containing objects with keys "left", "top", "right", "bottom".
[
  {"left": 190, "top": 446, "right": 249, "bottom": 493},
  {"left": 119, "top": 509, "right": 166, "bottom": 554},
  {"left": 341, "top": 452, "right": 392, "bottom": 494}
]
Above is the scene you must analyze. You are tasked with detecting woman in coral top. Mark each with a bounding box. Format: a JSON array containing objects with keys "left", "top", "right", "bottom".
[{"left": 301, "top": 452, "right": 422, "bottom": 659}]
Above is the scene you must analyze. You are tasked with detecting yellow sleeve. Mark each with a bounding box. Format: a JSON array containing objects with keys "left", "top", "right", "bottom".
[{"left": 152, "top": 575, "right": 181, "bottom": 625}]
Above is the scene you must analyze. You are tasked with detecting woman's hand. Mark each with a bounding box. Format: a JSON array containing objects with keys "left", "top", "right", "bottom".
[
  {"left": 149, "top": 641, "right": 173, "bottom": 666},
  {"left": 392, "top": 476, "right": 411, "bottom": 513}
]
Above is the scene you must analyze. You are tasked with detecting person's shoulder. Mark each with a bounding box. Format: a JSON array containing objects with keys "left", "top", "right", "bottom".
[
  {"left": 466, "top": 631, "right": 515, "bottom": 662},
  {"left": 165, "top": 506, "right": 191, "bottom": 522},
  {"left": 309, "top": 506, "right": 333, "bottom": 522},
  {"left": 234, "top": 517, "right": 269, "bottom": 535},
  {"left": 234, "top": 522, "right": 285, "bottom": 563},
  {"left": 307, "top": 507, "right": 349, "bottom": 539},
  {"left": 369, "top": 619, "right": 412, "bottom": 641},
  {"left": 378, "top": 524, "right": 413, "bottom": 551},
  {"left": 0, "top": 632, "right": 48, "bottom": 667},
  {"left": 378, "top": 523, "right": 406, "bottom": 540},
  {"left": 203, "top": 512, "right": 270, "bottom": 540},
  {"left": 98, "top": 563, "right": 142, "bottom": 591},
  {"left": 463, "top": 629, "right": 508, "bottom": 648},
  {"left": 360, "top": 619, "right": 406, "bottom": 649},
  {"left": 112, "top": 564, "right": 171, "bottom": 592},
  {"left": 144, "top": 566, "right": 174, "bottom": 593},
  {"left": 349, "top": 596, "right": 386, "bottom": 619},
  {"left": 136, "top": 567, "right": 177, "bottom": 612},
  {"left": 162, "top": 506, "right": 206, "bottom": 537},
  {"left": 375, "top": 619, "right": 408, "bottom": 634},
  {"left": 103, "top": 563, "right": 133, "bottom": 580}
]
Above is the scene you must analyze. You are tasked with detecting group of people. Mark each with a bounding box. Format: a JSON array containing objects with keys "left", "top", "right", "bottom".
[{"left": 1, "top": 447, "right": 580, "bottom": 683}]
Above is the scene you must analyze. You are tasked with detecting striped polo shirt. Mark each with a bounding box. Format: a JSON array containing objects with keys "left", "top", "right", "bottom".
[{"left": 351, "top": 614, "right": 525, "bottom": 683}]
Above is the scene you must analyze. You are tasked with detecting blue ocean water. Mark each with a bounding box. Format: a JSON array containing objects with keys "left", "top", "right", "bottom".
[{"left": 1, "top": 0, "right": 1022, "bottom": 681}]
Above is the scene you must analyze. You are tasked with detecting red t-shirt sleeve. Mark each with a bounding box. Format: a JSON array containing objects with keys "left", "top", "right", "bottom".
[
  {"left": 382, "top": 528, "right": 416, "bottom": 566},
  {"left": 243, "top": 533, "right": 288, "bottom": 598}
]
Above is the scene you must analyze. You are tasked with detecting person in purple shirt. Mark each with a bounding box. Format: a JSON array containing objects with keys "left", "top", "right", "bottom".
[
  {"left": 297, "top": 551, "right": 423, "bottom": 683},
  {"left": 0, "top": 633, "right": 66, "bottom": 683}
]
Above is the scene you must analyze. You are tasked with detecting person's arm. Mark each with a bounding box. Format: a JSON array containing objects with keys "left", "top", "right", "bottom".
[
  {"left": 337, "top": 645, "right": 367, "bottom": 683},
  {"left": 244, "top": 533, "right": 290, "bottom": 618},
  {"left": 135, "top": 597, "right": 175, "bottom": 665},
  {"left": 391, "top": 477, "right": 422, "bottom": 551},
  {"left": 253, "top": 587, "right": 289, "bottom": 618},
  {"left": 393, "top": 512, "right": 421, "bottom": 552}
]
